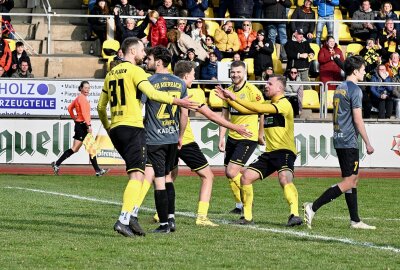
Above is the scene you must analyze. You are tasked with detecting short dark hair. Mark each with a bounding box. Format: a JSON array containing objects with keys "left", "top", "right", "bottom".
[
  {"left": 230, "top": 60, "right": 246, "bottom": 70},
  {"left": 121, "top": 37, "right": 142, "bottom": 55},
  {"left": 79, "top": 80, "right": 89, "bottom": 91},
  {"left": 147, "top": 46, "right": 172, "bottom": 67},
  {"left": 174, "top": 60, "right": 195, "bottom": 79},
  {"left": 269, "top": 75, "right": 286, "bottom": 90},
  {"left": 344, "top": 55, "right": 365, "bottom": 77},
  {"left": 16, "top": 41, "right": 24, "bottom": 48}
]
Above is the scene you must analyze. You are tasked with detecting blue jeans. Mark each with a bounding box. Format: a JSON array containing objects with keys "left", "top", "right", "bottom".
[
  {"left": 316, "top": 15, "right": 334, "bottom": 46},
  {"left": 266, "top": 24, "right": 288, "bottom": 45}
]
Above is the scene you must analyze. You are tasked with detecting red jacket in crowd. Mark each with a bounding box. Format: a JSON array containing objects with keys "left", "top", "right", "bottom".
[
  {"left": 150, "top": 16, "right": 168, "bottom": 47},
  {"left": 318, "top": 43, "right": 344, "bottom": 90}
]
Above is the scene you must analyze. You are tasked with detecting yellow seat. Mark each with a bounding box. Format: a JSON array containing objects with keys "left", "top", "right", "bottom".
[
  {"left": 345, "top": 43, "right": 364, "bottom": 57},
  {"left": 208, "top": 89, "right": 224, "bottom": 109},
  {"left": 252, "top": 22, "right": 264, "bottom": 33},
  {"left": 102, "top": 39, "right": 120, "bottom": 59},
  {"left": 288, "top": 7, "right": 296, "bottom": 19},
  {"left": 338, "top": 23, "right": 353, "bottom": 43},
  {"left": 225, "top": 10, "right": 230, "bottom": 18},
  {"left": 205, "top": 7, "right": 214, "bottom": 18},
  {"left": 326, "top": 90, "right": 334, "bottom": 109},
  {"left": 309, "top": 43, "right": 320, "bottom": 61},
  {"left": 188, "top": 88, "right": 206, "bottom": 105},
  {"left": 334, "top": 9, "right": 343, "bottom": 20},
  {"left": 5, "top": 39, "right": 16, "bottom": 51},
  {"left": 302, "top": 89, "right": 320, "bottom": 110},
  {"left": 243, "top": 58, "right": 255, "bottom": 80},
  {"left": 297, "top": 0, "right": 304, "bottom": 6},
  {"left": 205, "top": 20, "right": 220, "bottom": 37},
  {"left": 273, "top": 59, "right": 284, "bottom": 75}
]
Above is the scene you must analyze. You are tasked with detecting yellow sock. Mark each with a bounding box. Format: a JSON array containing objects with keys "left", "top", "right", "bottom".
[
  {"left": 229, "top": 173, "right": 242, "bottom": 204},
  {"left": 283, "top": 183, "right": 299, "bottom": 216},
  {"left": 197, "top": 201, "right": 210, "bottom": 217},
  {"left": 121, "top": 179, "right": 142, "bottom": 213},
  {"left": 135, "top": 179, "right": 152, "bottom": 207},
  {"left": 242, "top": 184, "right": 253, "bottom": 221}
]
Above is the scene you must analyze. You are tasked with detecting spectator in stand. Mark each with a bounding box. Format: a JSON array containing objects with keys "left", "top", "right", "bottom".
[
  {"left": 253, "top": 0, "right": 263, "bottom": 19},
  {"left": 109, "top": 48, "right": 124, "bottom": 70},
  {"left": 167, "top": 29, "right": 185, "bottom": 68},
  {"left": 313, "top": 0, "right": 339, "bottom": 46},
  {"left": 201, "top": 51, "right": 218, "bottom": 80},
  {"left": 262, "top": 0, "right": 291, "bottom": 62},
  {"left": 341, "top": 0, "right": 361, "bottom": 18},
  {"left": 176, "top": 19, "right": 191, "bottom": 35},
  {"left": 0, "top": 0, "right": 15, "bottom": 39},
  {"left": 318, "top": 36, "right": 344, "bottom": 90},
  {"left": 185, "top": 48, "right": 202, "bottom": 79},
  {"left": 191, "top": 18, "right": 208, "bottom": 43},
  {"left": 0, "top": 65, "right": 7, "bottom": 77},
  {"left": 0, "top": 37, "right": 12, "bottom": 72},
  {"left": 114, "top": 0, "right": 144, "bottom": 26},
  {"left": 8, "top": 41, "right": 31, "bottom": 77},
  {"left": 375, "top": 1, "right": 400, "bottom": 33},
  {"left": 285, "top": 67, "right": 303, "bottom": 117},
  {"left": 370, "top": 64, "right": 394, "bottom": 118},
  {"left": 218, "top": 0, "right": 233, "bottom": 18},
  {"left": 237, "top": 20, "right": 257, "bottom": 59},
  {"left": 231, "top": 0, "right": 254, "bottom": 29},
  {"left": 130, "top": 0, "right": 162, "bottom": 11},
  {"left": 214, "top": 21, "right": 240, "bottom": 58},
  {"left": 157, "top": 0, "right": 180, "bottom": 30},
  {"left": 187, "top": 0, "right": 208, "bottom": 18},
  {"left": 11, "top": 59, "right": 34, "bottom": 78},
  {"left": 233, "top": 52, "right": 241, "bottom": 61},
  {"left": 201, "top": 35, "right": 222, "bottom": 60},
  {"left": 290, "top": 0, "right": 315, "bottom": 42},
  {"left": 285, "top": 28, "right": 314, "bottom": 89},
  {"left": 385, "top": 52, "right": 400, "bottom": 77},
  {"left": 359, "top": 38, "right": 382, "bottom": 80},
  {"left": 175, "top": 0, "right": 188, "bottom": 17},
  {"left": 114, "top": 7, "right": 149, "bottom": 44},
  {"left": 249, "top": 29, "right": 274, "bottom": 81},
  {"left": 351, "top": 0, "right": 377, "bottom": 41},
  {"left": 88, "top": 0, "right": 110, "bottom": 45},
  {"left": 377, "top": 19, "right": 400, "bottom": 63},
  {"left": 148, "top": 10, "right": 168, "bottom": 47},
  {"left": 169, "top": 29, "right": 208, "bottom": 61}
]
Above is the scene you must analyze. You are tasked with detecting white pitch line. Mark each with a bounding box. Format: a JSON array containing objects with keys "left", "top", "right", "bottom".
[
  {"left": 3, "top": 186, "right": 400, "bottom": 254},
  {"left": 333, "top": 216, "right": 400, "bottom": 222}
]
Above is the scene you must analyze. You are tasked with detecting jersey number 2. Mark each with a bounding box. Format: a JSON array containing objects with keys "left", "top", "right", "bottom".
[
  {"left": 157, "top": 92, "right": 180, "bottom": 119},
  {"left": 109, "top": 79, "right": 125, "bottom": 107}
]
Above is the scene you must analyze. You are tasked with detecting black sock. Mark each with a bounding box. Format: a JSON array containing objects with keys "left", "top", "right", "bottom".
[
  {"left": 90, "top": 156, "right": 101, "bottom": 172},
  {"left": 345, "top": 188, "right": 360, "bottom": 222},
  {"left": 56, "top": 149, "right": 74, "bottom": 166},
  {"left": 312, "top": 185, "right": 342, "bottom": 212},
  {"left": 166, "top": 182, "right": 175, "bottom": 217},
  {"left": 154, "top": 190, "right": 168, "bottom": 224}
]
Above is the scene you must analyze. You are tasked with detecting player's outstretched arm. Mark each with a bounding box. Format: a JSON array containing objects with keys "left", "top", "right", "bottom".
[
  {"left": 215, "top": 86, "right": 256, "bottom": 114},
  {"left": 353, "top": 108, "right": 374, "bottom": 155},
  {"left": 198, "top": 104, "right": 252, "bottom": 138}
]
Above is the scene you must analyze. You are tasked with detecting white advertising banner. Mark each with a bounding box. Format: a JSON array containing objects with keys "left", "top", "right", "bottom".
[
  {"left": 0, "top": 79, "right": 106, "bottom": 117},
  {"left": 0, "top": 119, "right": 399, "bottom": 168}
]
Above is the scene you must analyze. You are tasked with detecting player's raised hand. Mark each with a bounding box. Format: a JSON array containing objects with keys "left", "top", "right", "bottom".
[
  {"left": 234, "top": 124, "right": 252, "bottom": 138},
  {"left": 173, "top": 95, "right": 199, "bottom": 110},
  {"left": 215, "top": 85, "right": 236, "bottom": 100}
]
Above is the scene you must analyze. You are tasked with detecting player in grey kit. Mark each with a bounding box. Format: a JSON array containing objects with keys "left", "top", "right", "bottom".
[
  {"left": 303, "top": 56, "right": 376, "bottom": 230},
  {"left": 142, "top": 46, "right": 188, "bottom": 233}
]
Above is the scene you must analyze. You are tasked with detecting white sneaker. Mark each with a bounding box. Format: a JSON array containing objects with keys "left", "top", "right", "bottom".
[
  {"left": 350, "top": 221, "right": 376, "bottom": 230},
  {"left": 303, "top": 202, "right": 315, "bottom": 229}
]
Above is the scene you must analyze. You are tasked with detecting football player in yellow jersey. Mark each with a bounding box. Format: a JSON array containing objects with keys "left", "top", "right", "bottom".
[
  {"left": 218, "top": 61, "right": 265, "bottom": 214},
  {"left": 97, "top": 37, "right": 197, "bottom": 237},
  {"left": 216, "top": 75, "right": 303, "bottom": 227}
]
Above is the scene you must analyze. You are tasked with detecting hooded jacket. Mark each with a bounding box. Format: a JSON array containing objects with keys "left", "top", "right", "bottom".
[{"left": 313, "top": 0, "right": 339, "bottom": 17}]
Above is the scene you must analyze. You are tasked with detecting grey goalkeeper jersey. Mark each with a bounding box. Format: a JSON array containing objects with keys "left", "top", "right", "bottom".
[
  {"left": 333, "top": 81, "right": 362, "bottom": 149},
  {"left": 142, "top": 73, "right": 187, "bottom": 145}
]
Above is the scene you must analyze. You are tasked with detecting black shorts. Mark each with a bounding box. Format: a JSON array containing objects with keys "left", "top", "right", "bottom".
[
  {"left": 336, "top": 148, "right": 359, "bottom": 177},
  {"left": 109, "top": 126, "right": 147, "bottom": 173},
  {"left": 175, "top": 142, "right": 209, "bottom": 172},
  {"left": 73, "top": 121, "right": 88, "bottom": 141},
  {"left": 224, "top": 137, "right": 258, "bottom": 166},
  {"left": 248, "top": 150, "right": 296, "bottom": 180},
  {"left": 147, "top": 143, "right": 178, "bottom": 177}
]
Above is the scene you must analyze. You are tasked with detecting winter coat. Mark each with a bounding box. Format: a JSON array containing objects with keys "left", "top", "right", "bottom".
[
  {"left": 0, "top": 39, "right": 12, "bottom": 72},
  {"left": 313, "top": 0, "right": 339, "bottom": 17},
  {"left": 232, "top": 0, "right": 254, "bottom": 18},
  {"left": 249, "top": 38, "right": 274, "bottom": 76},
  {"left": 375, "top": 11, "right": 400, "bottom": 33},
  {"left": 290, "top": 6, "right": 316, "bottom": 35},
  {"left": 115, "top": 14, "right": 148, "bottom": 43},
  {"left": 284, "top": 36, "right": 314, "bottom": 70},
  {"left": 377, "top": 28, "right": 400, "bottom": 62},
  {"left": 384, "top": 61, "right": 400, "bottom": 78},
  {"left": 150, "top": 17, "right": 168, "bottom": 47},
  {"left": 318, "top": 43, "right": 344, "bottom": 89},
  {"left": 286, "top": 76, "right": 304, "bottom": 111},
  {"left": 214, "top": 28, "right": 241, "bottom": 53},
  {"left": 157, "top": 5, "right": 179, "bottom": 29},
  {"left": 237, "top": 29, "right": 257, "bottom": 51},
  {"left": 370, "top": 73, "right": 393, "bottom": 99},
  {"left": 11, "top": 70, "right": 34, "bottom": 78},
  {"left": 351, "top": 8, "right": 376, "bottom": 34},
  {"left": 9, "top": 50, "right": 32, "bottom": 76},
  {"left": 177, "top": 32, "right": 209, "bottom": 61},
  {"left": 0, "top": 0, "right": 14, "bottom": 22},
  {"left": 262, "top": 0, "right": 291, "bottom": 20},
  {"left": 201, "top": 60, "right": 218, "bottom": 80},
  {"left": 201, "top": 42, "right": 223, "bottom": 60},
  {"left": 187, "top": 0, "right": 208, "bottom": 18}
]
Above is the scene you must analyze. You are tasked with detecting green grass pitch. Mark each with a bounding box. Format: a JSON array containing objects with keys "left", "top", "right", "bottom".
[{"left": 1, "top": 174, "right": 399, "bottom": 269}]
